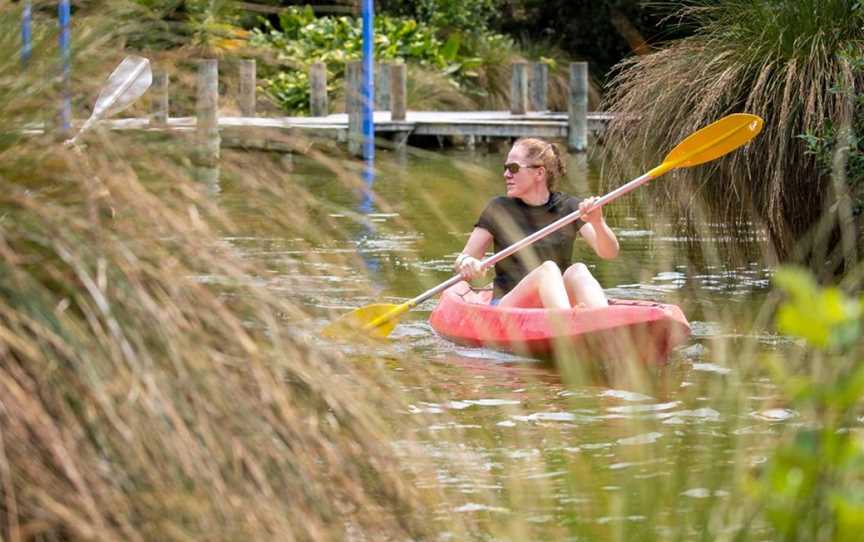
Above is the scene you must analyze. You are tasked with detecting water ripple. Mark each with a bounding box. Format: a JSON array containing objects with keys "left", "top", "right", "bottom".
[
  {"left": 617, "top": 432, "right": 664, "bottom": 446},
  {"left": 600, "top": 389, "right": 654, "bottom": 402},
  {"left": 681, "top": 488, "right": 730, "bottom": 499},
  {"left": 692, "top": 362, "right": 733, "bottom": 375},
  {"left": 454, "top": 503, "right": 510, "bottom": 514},
  {"left": 512, "top": 412, "right": 578, "bottom": 422},
  {"left": 608, "top": 401, "right": 680, "bottom": 414},
  {"left": 751, "top": 408, "right": 798, "bottom": 421}
]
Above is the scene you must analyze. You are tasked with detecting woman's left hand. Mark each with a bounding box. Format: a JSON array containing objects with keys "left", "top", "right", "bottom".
[{"left": 579, "top": 196, "right": 603, "bottom": 225}]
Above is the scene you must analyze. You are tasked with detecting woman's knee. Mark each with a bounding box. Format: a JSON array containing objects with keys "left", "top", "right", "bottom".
[
  {"left": 563, "top": 262, "right": 591, "bottom": 281},
  {"left": 537, "top": 260, "right": 563, "bottom": 280}
]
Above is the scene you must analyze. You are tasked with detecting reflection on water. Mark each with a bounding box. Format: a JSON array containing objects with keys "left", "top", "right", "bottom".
[{"left": 217, "top": 147, "right": 788, "bottom": 536}]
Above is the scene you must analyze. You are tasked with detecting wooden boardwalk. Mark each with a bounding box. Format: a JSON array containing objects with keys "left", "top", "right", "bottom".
[
  {"left": 45, "top": 59, "right": 605, "bottom": 154},
  {"left": 99, "top": 110, "right": 612, "bottom": 151}
]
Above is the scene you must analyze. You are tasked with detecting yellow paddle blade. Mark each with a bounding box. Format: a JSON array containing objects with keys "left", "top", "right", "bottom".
[
  {"left": 663, "top": 113, "right": 763, "bottom": 169},
  {"left": 321, "top": 303, "right": 408, "bottom": 339}
]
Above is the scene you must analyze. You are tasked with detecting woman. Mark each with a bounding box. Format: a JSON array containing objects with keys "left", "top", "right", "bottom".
[{"left": 454, "top": 138, "right": 619, "bottom": 309}]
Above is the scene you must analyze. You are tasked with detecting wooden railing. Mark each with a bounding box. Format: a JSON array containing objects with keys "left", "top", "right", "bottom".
[{"left": 144, "top": 59, "right": 599, "bottom": 158}]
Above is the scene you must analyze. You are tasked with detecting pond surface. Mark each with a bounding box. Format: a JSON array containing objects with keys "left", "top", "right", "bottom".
[{"left": 219, "top": 146, "right": 791, "bottom": 538}]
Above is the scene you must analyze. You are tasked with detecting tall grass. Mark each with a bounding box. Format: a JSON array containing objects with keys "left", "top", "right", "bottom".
[
  {"left": 600, "top": 0, "right": 864, "bottom": 267},
  {"left": 0, "top": 8, "right": 454, "bottom": 540}
]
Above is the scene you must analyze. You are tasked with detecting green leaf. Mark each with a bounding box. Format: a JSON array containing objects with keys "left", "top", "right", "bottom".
[
  {"left": 540, "top": 56, "right": 558, "bottom": 70},
  {"left": 441, "top": 33, "right": 462, "bottom": 62},
  {"left": 834, "top": 362, "right": 864, "bottom": 411},
  {"left": 832, "top": 490, "right": 864, "bottom": 542},
  {"left": 773, "top": 266, "right": 862, "bottom": 349}
]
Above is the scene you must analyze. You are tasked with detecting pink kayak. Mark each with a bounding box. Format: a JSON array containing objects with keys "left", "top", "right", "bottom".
[{"left": 429, "top": 281, "right": 691, "bottom": 363}]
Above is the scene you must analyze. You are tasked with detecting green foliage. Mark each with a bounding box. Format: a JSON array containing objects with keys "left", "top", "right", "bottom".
[
  {"left": 773, "top": 267, "right": 862, "bottom": 350},
  {"left": 749, "top": 266, "right": 864, "bottom": 540},
  {"left": 253, "top": 6, "right": 451, "bottom": 66},
  {"left": 249, "top": 6, "right": 491, "bottom": 114},
  {"left": 121, "top": 0, "right": 249, "bottom": 51},
  {"left": 377, "top": 0, "right": 502, "bottom": 32},
  {"left": 799, "top": 48, "right": 864, "bottom": 217}
]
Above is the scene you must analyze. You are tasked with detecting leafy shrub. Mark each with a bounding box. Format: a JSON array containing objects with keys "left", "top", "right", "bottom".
[
  {"left": 377, "top": 0, "right": 502, "bottom": 32},
  {"left": 749, "top": 267, "right": 864, "bottom": 541},
  {"left": 249, "top": 6, "right": 490, "bottom": 114}
]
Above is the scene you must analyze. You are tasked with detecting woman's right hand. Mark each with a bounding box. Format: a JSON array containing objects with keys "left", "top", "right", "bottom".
[{"left": 454, "top": 253, "right": 485, "bottom": 281}]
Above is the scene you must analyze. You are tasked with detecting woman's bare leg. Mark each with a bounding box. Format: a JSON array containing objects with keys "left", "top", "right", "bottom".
[
  {"left": 498, "top": 261, "right": 570, "bottom": 309},
  {"left": 563, "top": 262, "right": 608, "bottom": 308}
]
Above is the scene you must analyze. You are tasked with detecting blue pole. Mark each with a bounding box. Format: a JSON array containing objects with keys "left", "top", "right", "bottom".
[
  {"left": 59, "top": 0, "right": 71, "bottom": 133},
  {"left": 21, "top": 0, "right": 32, "bottom": 66},
  {"left": 357, "top": 0, "right": 378, "bottom": 274},
  {"left": 361, "top": 0, "right": 375, "bottom": 176}
]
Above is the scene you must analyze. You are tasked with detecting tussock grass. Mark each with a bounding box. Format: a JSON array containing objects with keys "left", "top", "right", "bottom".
[
  {"left": 600, "top": 0, "right": 864, "bottom": 265},
  {"left": 405, "top": 64, "right": 478, "bottom": 112},
  {"left": 0, "top": 12, "right": 447, "bottom": 539},
  {"left": 0, "top": 136, "right": 434, "bottom": 540}
]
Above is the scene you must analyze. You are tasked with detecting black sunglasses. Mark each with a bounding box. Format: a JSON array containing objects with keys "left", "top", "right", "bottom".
[{"left": 503, "top": 163, "right": 542, "bottom": 174}]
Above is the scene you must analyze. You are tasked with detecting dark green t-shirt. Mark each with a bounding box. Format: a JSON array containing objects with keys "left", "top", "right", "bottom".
[{"left": 475, "top": 192, "right": 585, "bottom": 298}]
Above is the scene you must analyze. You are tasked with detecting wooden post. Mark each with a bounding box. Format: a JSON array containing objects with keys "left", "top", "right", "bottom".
[
  {"left": 466, "top": 134, "right": 476, "bottom": 150},
  {"left": 389, "top": 64, "right": 408, "bottom": 152},
  {"left": 530, "top": 62, "right": 548, "bottom": 112},
  {"left": 510, "top": 62, "right": 529, "bottom": 115},
  {"left": 346, "top": 61, "right": 362, "bottom": 156},
  {"left": 196, "top": 59, "right": 221, "bottom": 168},
  {"left": 375, "top": 62, "right": 390, "bottom": 111},
  {"left": 309, "top": 62, "right": 328, "bottom": 116},
  {"left": 151, "top": 71, "right": 169, "bottom": 126},
  {"left": 239, "top": 59, "right": 256, "bottom": 117},
  {"left": 390, "top": 63, "right": 406, "bottom": 121},
  {"left": 568, "top": 61, "right": 588, "bottom": 152}
]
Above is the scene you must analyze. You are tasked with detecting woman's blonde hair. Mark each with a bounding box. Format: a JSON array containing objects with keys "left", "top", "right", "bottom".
[{"left": 514, "top": 138, "right": 566, "bottom": 191}]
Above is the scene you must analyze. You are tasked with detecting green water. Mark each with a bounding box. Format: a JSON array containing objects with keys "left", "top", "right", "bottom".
[{"left": 220, "top": 147, "right": 791, "bottom": 538}]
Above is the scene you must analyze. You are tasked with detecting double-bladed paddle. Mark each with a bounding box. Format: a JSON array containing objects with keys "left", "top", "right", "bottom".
[
  {"left": 65, "top": 55, "right": 153, "bottom": 147},
  {"left": 323, "top": 113, "right": 764, "bottom": 339}
]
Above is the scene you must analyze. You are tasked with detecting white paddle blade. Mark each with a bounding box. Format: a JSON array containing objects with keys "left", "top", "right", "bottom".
[
  {"left": 94, "top": 56, "right": 152, "bottom": 117},
  {"left": 65, "top": 56, "right": 153, "bottom": 146}
]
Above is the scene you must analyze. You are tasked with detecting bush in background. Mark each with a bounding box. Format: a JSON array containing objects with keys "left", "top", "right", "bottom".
[
  {"left": 248, "top": 6, "right": 503, "bottom": 114},
  {"left": 600, "top": 0, "right": 864, "bottom": 270}
]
